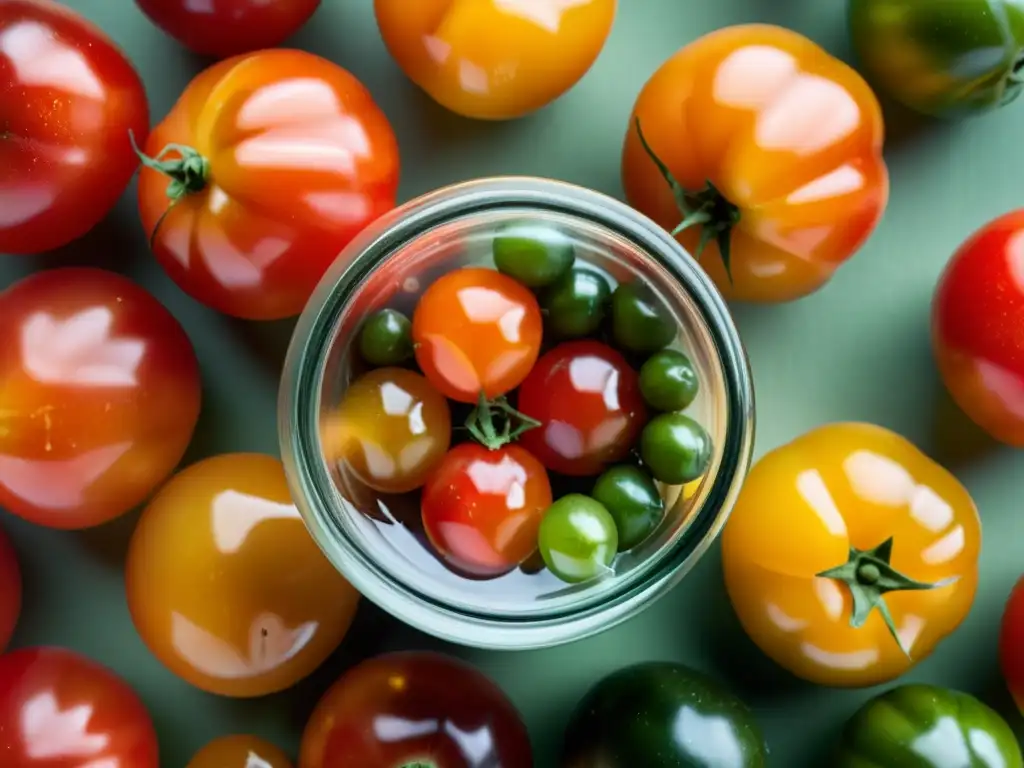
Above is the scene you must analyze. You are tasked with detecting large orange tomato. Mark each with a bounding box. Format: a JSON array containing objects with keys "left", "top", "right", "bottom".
[
  {"left": 136, "top": 49, "right": 400, "bottom": 320},
  {"left": 622, "top": 24, "right": 889, "bottom": 303},
  {"left": 722, "top": 423, "right": 980, "bottom": 688},
  {"left": 373, "top": 0, "right": 616, "bottom": 120}
]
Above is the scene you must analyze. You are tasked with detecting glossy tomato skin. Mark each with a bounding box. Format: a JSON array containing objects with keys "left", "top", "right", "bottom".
[
  {"left": 136, "top": 0, "right": 320, "bottom": 59},
  {"left": 299, "top": 652, "right": 533, "bottom": 768},
  {"left": 422, "top": 443, "right": 552, "bottom": 577},
  {"left": 622, "top": 24, "right": 888, "bottom": 303},
  {"left": 412, "top": 268, "right": 543, "bottom": 402},
  {"left": 0, "top": 268, "right": 201, "bottom": 529},
  {"left": 125, "top": 453, "right": 361, "bottom": 698},
  {"left": 0, "top": 647, "right": 159, "bottom": 768},
  {"left": 517, "top": 341, "right": 647, "bottom": 476},
  {"left": 0, "top": 0, "right": 149, "bottom": 255},
  {"left": 0, "top": 524, "right": 21, "bottom": 651},
  {"left": 137, "top": 49, "right": 400, "bottom": 320},
  {"left": 1000, "top": 577, "right": 1024, "bottom": 713},
  {"left": 933, "top": 210, "right": 1024, "bottom": 446},
  {"left": 374, "top": 0, "right": 616, "bottom": 120},
  {"left": 188, "top": 734, "right": 293, "bottom": 768}
]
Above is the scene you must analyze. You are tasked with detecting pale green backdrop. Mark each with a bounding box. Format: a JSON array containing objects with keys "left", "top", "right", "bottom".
[{"left": 2, "top": 0, "right": 1023, "bottom": 765}]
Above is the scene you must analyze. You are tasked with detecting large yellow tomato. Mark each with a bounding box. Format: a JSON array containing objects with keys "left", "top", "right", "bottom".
[{"left": 722, "top": 423, "right": 980, "bottom": 687}]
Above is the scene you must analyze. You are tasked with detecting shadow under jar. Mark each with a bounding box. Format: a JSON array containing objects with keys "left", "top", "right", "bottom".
[{"left": 279, "top": 178, "right": 755, "bottom": 650}]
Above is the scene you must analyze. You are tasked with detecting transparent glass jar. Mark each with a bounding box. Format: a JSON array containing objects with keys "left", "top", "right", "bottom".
[{"left": 280, "top": 178, "right": 755, "bottom": 650}]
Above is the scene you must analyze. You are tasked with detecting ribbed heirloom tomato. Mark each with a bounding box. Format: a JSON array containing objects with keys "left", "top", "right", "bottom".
[
  {"left": 0, "top": 524, "right": 20, "bottom": 651},
  {"left": 622, "top": 24, "right": 889, "bottom": 302},
  {"left": 374, "top": 0, "right": 617, "bottom": 120},
  {"left": 0, "top": 268, "right": 201, "bottom": 529},
  {"left": 136, "top": 49, "right": 400, "bottom": 320},
  {"left": 933, "top": 210, "right": 1024, "bottom": 446},
  {"left": 1001, "top": 576, "right": 1024, "bottom": 713},
  {"left": 188, "top": 735, "right": 293, "bottom": 768},
  {"left": 0, "top": 0, "right": 149, "bottom": 254}
]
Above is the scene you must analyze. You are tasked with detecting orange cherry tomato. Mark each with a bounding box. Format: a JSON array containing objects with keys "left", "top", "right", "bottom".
[
  {"left": 0, "top": 524, "right": 20, "bottom": 652},
  {"left": 412, "top": 268, "right": 543, "bottom": 403},
  {"left": 0, "top": 268, "right": 201, "bottom": 529},
  {"left": 326, "top": 367, "right": 452, "bottom": 494},
  {"left": 136, "top": 49, "right": 400, "bottom": 320},
  {"left": 125, "top": 453, "right": 360, "bottom": 698},
  {"left": 373, "top": 0, "right": 616, "bottom": 120},
  {"left": 622, "top": 24, "right": 889, "bottom": 303},
  {"left": 422, "top": 443, "right": 552, "bottom": 577},
  {"left": 188, "top": 735, "right": 293, "bottom": 768},
  {"left": 722, "top": 423, "right": 980, "bottom": 688}
]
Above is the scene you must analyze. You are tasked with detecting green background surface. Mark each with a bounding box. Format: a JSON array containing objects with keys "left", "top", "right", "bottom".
[{"left": 2, "top": 0, "right": 1024, "bottom": 765}]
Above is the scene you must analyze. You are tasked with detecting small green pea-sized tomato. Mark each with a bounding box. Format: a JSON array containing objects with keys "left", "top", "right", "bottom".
[
  {"left": 610, "top": 282, "right": 676, "bottom": 353},
  {"left": 562, "top": 662, "right": 768, "bottom": 768},
  {"left": 188, "top": 735, "right": 293, "bottom": 768},
  {"left": 1001, "top": 576, "right": 1024, "bottom": 713},
  {"left": 639, "top": 349, "right": 699, "bottom": 411},
  {"left": 539, "top": 494, "right": 618, "bottom": 583},
  {"left": 591, "top": 465, "right": 664, "bottom": 551},
  {"left": 358, "top": 309, "right": 413, "bottom": 367},
  {"left": 640, "top": 413, "right": 713, "bottom": 485},
  {"left": 834, "top": 684, "right": 1023, "bottom": 767},
  {"left": 849, "top": 0, "right": 1024, "bottom": 118},
  {"left": 542, "top": 267, "right": 612, "bottom": 339},
  {"left": 493, "top": 222, "right": 576, "bottom": 288}
]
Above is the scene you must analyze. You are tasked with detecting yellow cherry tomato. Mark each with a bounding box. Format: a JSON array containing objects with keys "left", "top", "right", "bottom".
[
  {"left": 373, "top": 0, "right": 617, "bottom": 120},
  {"left": 187, "top": 735, "right": 292, "bottom": 768},
  {"left": 125, "top": 453, "right": 360, "bottom": 698},
  {"left": 722, "top": 423, "right": 980, "bottom": 688}
]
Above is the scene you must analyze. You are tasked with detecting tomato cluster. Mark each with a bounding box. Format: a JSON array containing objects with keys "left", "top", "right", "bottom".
[{"left": 330, "top": 226, "right": 714, "bottom": 584}]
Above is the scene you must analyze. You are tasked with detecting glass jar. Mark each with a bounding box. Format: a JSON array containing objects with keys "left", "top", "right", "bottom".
[{"left": 279, "top": 178, "right": 755, "bottom": 650}]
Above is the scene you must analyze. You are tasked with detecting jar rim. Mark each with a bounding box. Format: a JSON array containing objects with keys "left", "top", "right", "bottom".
[{"left": 280, "top": 176, "right": 755, "bottom": 650}]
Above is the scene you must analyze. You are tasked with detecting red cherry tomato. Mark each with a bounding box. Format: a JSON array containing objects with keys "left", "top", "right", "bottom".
[
  {"left": 0, "top": 647, "right": 159, "bottom": 768},
  {"left": 933, "top": 210, "right": 1024, "bottom": 446},
  {"left": 0, "top": 268, "right": 201, "bottom": 529},
  {"left": 517, "top": 340, "right": 647, "bottom": 476},
  {"left": 0, "top": 525, "right": 21, "bottom": 652},
  {"left": 137, "top": 50, "right": 400, "bottom": 320},
  {"left": 0, "top": 0, "right": 149, "bottom": 255},
  {"left": 421, "top": 443, "right": 551, "bottom": 577},
  {"left": 1000, "top": 576, "right": 1024, "bottom": 714},
  {"left": 298, "top": 652, "right": 533, "bottom": 768},
  {"left": 412, "top": 268, "right": 543, "bottom": 403},
  {"left": 135, "top": 0, "right": 320, "bottom": 59}
]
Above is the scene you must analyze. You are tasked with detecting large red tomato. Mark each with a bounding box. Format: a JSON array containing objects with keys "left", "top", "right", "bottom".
[
  {"left": 0, "top": 647, "right": 159, "bottom": 768},
  {"left": 299, "top": 652, "right": 533, "bottom": 768},
  {"left": 0, "top": 268, "right": 202, "bottom": 529},
  {"left": 933, "top": 210, "right": 1024, "bottom": 446},
  {"left": 0, "top": 0, "right": 149, "bottom": 255},
  {"left": 136, "top": 49, "right": 400, "bottom": 320},
  {"left": 1000, "top": 576, "right": 1024, "bottom": 713},
  {"left": 0, "top": 524, "right": 21, "bottom": 651},
  {"left": 135, "top": 0, "right": 320, "bottom": 59}
]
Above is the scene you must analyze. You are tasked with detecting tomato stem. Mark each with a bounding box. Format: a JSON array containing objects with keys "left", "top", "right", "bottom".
[
  {"left": 634, "top": 118, "right": 740, "bottom": 283},
  {"left": 465, "top": 391, "right": 541, "bottom": 450},
  {"left": 129, "top": 130, "right": 210, "bottom": 248},
  {"left": 817, "top": 537, "right": 951, "bottom": 658},
  {"left": 399, "top": 762, "right": 435, "bottom": 768}
]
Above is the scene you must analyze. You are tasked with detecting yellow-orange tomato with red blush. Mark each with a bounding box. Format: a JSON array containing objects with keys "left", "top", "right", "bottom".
[{"left": 187, "top": 735, "right": 293, "bottom": 768}]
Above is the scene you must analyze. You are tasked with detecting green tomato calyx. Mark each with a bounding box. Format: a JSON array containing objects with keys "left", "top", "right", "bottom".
[
  {"left": 817, "top": 537, "right": 951, "bottom": 658},
  {"left": 399, "top": 762, "right": 435, "bottom": 768},
  {"left": 634, "top": 118, "right": 740, "bottom": 283},
  {"left": 129, "top": 130, "right": 210, "bottom": 247},
  {"left": 465, "top": 391, "right": 541, "bottom": 450},
  {"left": 1003, "top": 51, "right": 1024, "bottom": 106}
]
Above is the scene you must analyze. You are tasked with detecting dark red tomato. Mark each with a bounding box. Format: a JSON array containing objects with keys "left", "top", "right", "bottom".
[
  {"left": 517, "top": 341, "right": 647, "bottom": 476},
  {"left": 0, "top": 0, "right": 149, "bottom": 255},
  {"left": 933, "top": 210, "right": 1024, "bottom": 446},
  {"left": 0, "top": 524, "right": 21, "bottom": 652},
  {"left": 0, "top": 268, "right": 202, "bottom": 529},
  {"left": 298, "top": 652, "right": 533, "bottom": 768},
  {"left": 1000, "top": 576, "right": 1024, "bottom": 714},
  {"left": 135, "top": 0, "right": 320, "bottom": 59},
  {"left": 0, "top": 647, "right": 160, "bottom": 768},
  {"left": 421, "top": 443, "right": 551, "bottom": 577}
]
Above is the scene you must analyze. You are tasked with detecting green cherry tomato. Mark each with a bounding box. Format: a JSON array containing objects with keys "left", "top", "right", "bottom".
[
  {"left": 835, "top": 684, "right": 1023, "bottom": 767},
  {"left": 639, "top": 349, "right": 699, "bottom": 412},
  {"left": 539, "top": 494, "right": 618, "bottom": 583},
  {"left": 849, "top": 0, "right": 1024, "bottom": 118},
  {"left": 562, "top": 662, "right": 768, "bottom": 768},
  {"left": 359, "top": 309, "right": 413, "bottom": 366},
  {"left": 542, "top": 267, "right": 612, "bottom": 338},
  {"left": 610, "top": 282, "right": 675, "bottom": 354},
  {"left": 640, "top": 413, "right": 712, "bottom": 485},
  {"left": 492, "top": 221, "right": 576, "bottom": 288},
  {"left": 591, "top": 465, "right": 664, "bottom": 551}
]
